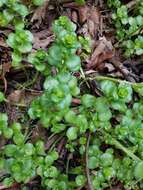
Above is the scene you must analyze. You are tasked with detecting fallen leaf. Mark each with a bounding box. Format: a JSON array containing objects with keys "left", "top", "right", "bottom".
[
  {"left": 7, "top": 90, "right": 41, "bottom": 106},
  {"left": 31, "top": 0, "right": 73, "bottom": 28},
  {"left": 1, "top": 62, "right": 11, "bottom": 74},
  {"left": 63, "top": 3, "right": 100, "bottom": 38},
  {"left": 30, "top": 123, "right": 47, "bottom": 143},
  {"left": 86, "top": 36, "right": 114, "bottom": 69},
  {"left": 0, "top": 63, "right": 11, "bottom": 92},
  {"left": 87, "top": 6, "right": 100, "bottom": 38},
  {"left": 31, "top": 0, "right": 49, "bottom": 28},
  {"left": 71, "top": 10, "right": 78, "bottom": 23},
  {"left": 78, "top": 5, "right": 89, "bottom": 24},
  {"left": 7, "top": 90, "right": 24, "bottom": 103},
  {"left": 33, "top": 30, "right": 54, "bottom": 50},
  {"left": 6, "top": 90, "right": 42, "bottom": 123},
  {"left": 0, "top": 37, "right": 8, "bottom": 47}
]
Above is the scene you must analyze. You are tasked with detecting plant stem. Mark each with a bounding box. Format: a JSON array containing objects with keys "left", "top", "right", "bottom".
[
  {"left": 89, "top": 75, "right": 143, "bottom": 88},
  {"left": 101, "top": 130, "right": 141, "bottom": 161},
  {"left": 17, "top": 71, "right": 39, "bottom": 89},
  {"left": 80, "top": 68, "right": 90, "bottom": 88},
  {"left": 85, "top": 132, "right": 93, "bottom": 190},
  {"left": 111, "top": 138, "right": 141, "bottom": 162},
  {"left": 4, "top": 99, "right": 27, "bottom": 107},
  {"left": 66, "top": 153, "right": 73, "bottom": 175}
]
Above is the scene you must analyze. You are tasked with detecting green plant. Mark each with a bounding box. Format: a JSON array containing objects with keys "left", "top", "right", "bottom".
[
  {"left": 7, "top": 29, "right": 33, "bottom": 67},
  {"left": 2, "top": 9, "right": 143, "bottom": 189},
  {"left": 28, "top": 16, "right": 83, "bottom": 134},
  {"left": 107, "top": 0, "right": 143, "bottom": 57},
  {"left": 0, "top": 0, "right": 28, "bottom": 27},
  {"left": 0, "top": 119, "right": 68, "bottom": 189},
  {"left": 0, "top": 113, "right": 13, "bottom": 138},
  {"left": 27, "top": 16, "right": 143, "bottom": 189},
  {"left": 32, "top": 0, "right": 45, "bottom": 6},
  {"left": 0, "top": 91, "right": 5, "bottom": 103},
  {"left": 0, "top": 0, "right": 41, "bottom": 67},
  {"left": 75, "top": 0, "right": 85, "bottom": 5}
]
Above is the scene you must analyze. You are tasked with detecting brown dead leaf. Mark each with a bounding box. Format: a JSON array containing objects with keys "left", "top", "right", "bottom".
[
  {"left": 31, "top": 0, "right": 49, "bottom": 28},
  {"left": 86, "top": 36, "right": 114, "bottom": 69},
  {"left": 7, "top": 90, "right": 24, "bottom": 104},
  {"left": 71, "top": 10, "right": 78, "bottom": 23},
  {"left": 31, "top": 0, "right": 72, "bottom": 28},
  {"left": 1, "top": 62, "right": 11, "bottom": 74},
  {"left": 104, "top": 63, "right": 115, "bottom": 72},
  {"left": 30, "top": 123, "right": 47, "bottom": 144},
  {"left": 6, "top": 90, "right": 42, "bottom": 123},
  {"left": 78, "top": 5, "right": 89, "bottom": 24},
  {"left": 24, "top": 90, "right": 42, "bottom": 105},
  {"left": 0, "top": 37, "right": 8, "bottom": 48},
  {"left": 7, "top": 90, "right": 41, "bottom": 106},
  {"left": 0, "top": 63, "right": 11, "bottom": 92},
  {"left": 63, "top": 3, "right": 100, "bottom": 38},
  {"left": 33, "top": 30, "right": 54, "bottom": 50},
  {"left": 72, "top": 5, "right": 100, "bottom": 38},
  {"left": 87, "top": 6, "right": 100, "bottom": 38}
]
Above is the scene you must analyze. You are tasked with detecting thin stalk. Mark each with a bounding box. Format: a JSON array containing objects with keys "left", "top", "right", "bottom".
[
  {"left": 17, "top": 71, "right": 39, "bottom": 89},
  {"left": 111, "top": 138, "right": 141, "bottom": 162},
  {"left": 80, "top": 68, "right": 90, "bottom": 88},
  {"left": 66, "top": 153, "right": 73, "bottom": 175},
  {"left": 89, "top": 75, "right": 143, "bottom": 88},
  {"left": 48, "top": 133, "right": 65, "bottom": 152},
  {"left": 4, "top": 99, "right": 27, "bottom": 107},
  {"left": 85, "top": 132, "right": 93, "bottom": 190}
]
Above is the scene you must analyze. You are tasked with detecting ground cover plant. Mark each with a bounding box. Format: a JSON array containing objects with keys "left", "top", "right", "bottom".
[{"left": 1, "top": 0, "right": 143, "bottom": 190}]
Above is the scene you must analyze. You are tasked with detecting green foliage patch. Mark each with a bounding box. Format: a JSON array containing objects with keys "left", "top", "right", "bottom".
[
  {"left": 1, "top": 1, "right": 143, "bottom": 190},
  {"left": 107, "top": 0, "right": 143, "bottom": 57}
]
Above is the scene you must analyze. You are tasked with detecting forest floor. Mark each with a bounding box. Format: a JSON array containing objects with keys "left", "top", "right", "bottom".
[{"left": 1, "top": 0, "right": 143, "bottom": 189}]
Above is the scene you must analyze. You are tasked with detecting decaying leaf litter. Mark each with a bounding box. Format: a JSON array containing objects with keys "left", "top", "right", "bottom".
[{"left": 1, "top": 0, "right": 143, "bottom": 189}]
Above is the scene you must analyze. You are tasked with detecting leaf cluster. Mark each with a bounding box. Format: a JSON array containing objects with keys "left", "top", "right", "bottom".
[
  {"left": 107, "top": 0, "right": 143, "bottom": 57},
  {"left": 27, "top": 16, "right": 143, "bottom": 189},
  {"left": 2, "top": 13, "right": 143, "bottom": 190}
]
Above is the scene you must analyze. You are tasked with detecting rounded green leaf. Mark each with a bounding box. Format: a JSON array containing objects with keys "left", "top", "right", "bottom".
[
  {"left": 103, "top": 167, "right": 116, "bottom": 180},
  {"left": 50, "top": 151, "right": 59, "bottom": 160},
  {"left": 100, "top": 80, "right": 117, "bottom": 98},
  {"left": 134, "top": 161, "right": 143, "bottom": 179},
  {"left": 13, "top": 134, "right": 25, "bottom": 145},
  {"left": 32, "top": 0, "right": 45, "bottom": 6},
  {"left": 65, "top": 55, "right": 81, "bottom": 71},
  {"left": 81, "top": 94, "right": 96, "bottom": 108},
  {"left": 44, "top": 166, "right": 59, "bottom": 178},
  {"left": 66, "top": 127, "right": 78, "bottom": 140},
  {"left": 44, "top": 78, "right": 59, "bottom": 90},
  {"left": 45, "top": 155, "right": 54, "bottom": 166},
  {"left": 118, "top": 83, "right": 132, "bottom": 102},
  {"left": 4, "top": 144, "right": 17, "bottom": 157},
  {"left": 3, "top": 127, "right": 13, "bottom": 139},
  {"left": 12, "top": 123, "right": 21, "bottom": 133},
  {"left": 75, "top": 175, "right": 86, "bottom": 187},
  {"left": 35, "top": 140, "right": 45, "bottom": 155},
  {"left": 24, "top": 143, "right": 35, "bottom": 156},
  {"left": 12, "top": 52, "right": 22, "bottom": 67},
  {"left": 13, "top": 4, "right": 28, "bottom": 17},
  {"left": 64, "top": 110, "right": 76, "bottom": 123},
  {"left": 88, "top": 156, "right": 99, "bottom": 169},
  {"left": 100, "top": 153, "right": 113, "bottom": 167},
  {"left": 3, "top": 177, "right": 14, "bottom": 187}
]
